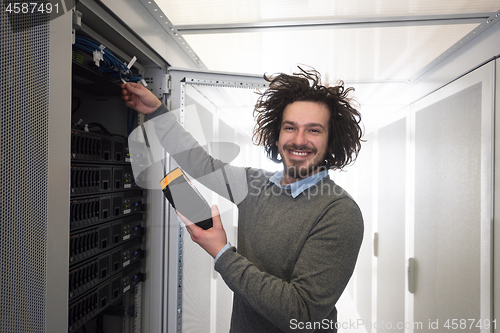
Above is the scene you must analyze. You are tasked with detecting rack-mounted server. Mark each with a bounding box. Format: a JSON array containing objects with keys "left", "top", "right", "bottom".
[
  {"left": 71, "top": 164, "right": 137, "bottom": 194},
  {"left": 69, "top": 236, "right": 144, "bottom": 301},
  {"left": 68, "top": 261, "right": 144, "bottom": 332},
  {"left": 70, "top": 190, "right": 144, "bottom": 230},
  {"left": 71, "top": 129, "right": 128, "bottom": 163},
  {"left": 70, "top": 214, "right": 143, "bottom": 265}
]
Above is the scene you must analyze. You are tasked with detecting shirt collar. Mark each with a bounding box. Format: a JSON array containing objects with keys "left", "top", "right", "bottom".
[{"left": 269, "top": 169, "right": 329, "bottom": 198}]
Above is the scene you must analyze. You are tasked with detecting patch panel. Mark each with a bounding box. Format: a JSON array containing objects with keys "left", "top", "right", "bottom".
[
  {"left": 69, "top": 214, "right": 144, "bottom": 265},
  {"left": 71, "top": 129, "right": 128, "bottom": 163},
  {"left": 70, "top": 164, "right": 137, "bottom": 195},
  {"left": 69, "top": 237, "right": 143, "bottom": 301},
  {"left": 70, "top": 190, "right": 144, "bottom": 230}
]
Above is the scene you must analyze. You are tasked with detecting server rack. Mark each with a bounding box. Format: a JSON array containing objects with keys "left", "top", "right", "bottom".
[
  {"left": 66, "top": 1, "right": 173, "bottom": 329},
  {"left": 48, "top": 0, "right": 170, "bottom": 331}
]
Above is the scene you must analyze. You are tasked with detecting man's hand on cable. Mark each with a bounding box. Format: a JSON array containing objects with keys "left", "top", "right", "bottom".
[
  {"left": 176, "top": 205, "right": 228, "bottom": 259},
  {"left": 121, "top": 82, "right": 162, "bottom": 115}
]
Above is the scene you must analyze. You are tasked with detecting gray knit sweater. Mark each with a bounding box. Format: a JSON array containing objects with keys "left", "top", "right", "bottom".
[{"left": 149, "top": 104, "right": 364, "bottom": 333}]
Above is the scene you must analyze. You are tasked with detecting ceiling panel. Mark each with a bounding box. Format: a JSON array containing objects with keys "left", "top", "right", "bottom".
[
  {"left": 182, "top": 24, "right": 478, "bottom": 80},
  {"left": 179, "top": 22, "right": 479, "bottom": 132},
  {"left": 155, "top": 0, "right": 498, "bottom": 25},
  {"left": 148, "top": 0, "right": 497, "bottom": 131}
]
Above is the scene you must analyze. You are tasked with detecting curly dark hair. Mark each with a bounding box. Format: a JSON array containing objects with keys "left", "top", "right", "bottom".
[{"left": 252, "top": 66, "right": 363, "bottom": 170}]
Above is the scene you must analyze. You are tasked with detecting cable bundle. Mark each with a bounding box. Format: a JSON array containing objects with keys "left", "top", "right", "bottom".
[{"left": 74, "top": 35, "right": 143, "bottom": 83}]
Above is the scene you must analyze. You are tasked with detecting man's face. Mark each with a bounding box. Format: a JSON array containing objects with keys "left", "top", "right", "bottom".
[{"left": 276, "top": 101, "right": 330, "bottom": 184}]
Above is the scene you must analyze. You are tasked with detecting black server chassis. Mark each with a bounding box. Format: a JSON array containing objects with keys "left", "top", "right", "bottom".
[{"left": 69, "top": 129, "right": 146, "bottom": 332}]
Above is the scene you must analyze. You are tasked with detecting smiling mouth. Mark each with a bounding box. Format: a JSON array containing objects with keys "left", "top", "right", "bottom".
[{"left": 288, "top": 149, "right": 312, "bottom": 157}]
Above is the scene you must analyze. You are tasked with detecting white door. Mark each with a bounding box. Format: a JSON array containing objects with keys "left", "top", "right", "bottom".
[{"left": 411, "top": 62, "right": 494, "bottom": 333}]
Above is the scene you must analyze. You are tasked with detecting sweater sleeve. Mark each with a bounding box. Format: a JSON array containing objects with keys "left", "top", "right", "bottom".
[
  {"left": 147, "top": 104, "right": 248, "bottom": 204},
  {"left": 214, "top": 198, "right": 364, "bottom": 333}
]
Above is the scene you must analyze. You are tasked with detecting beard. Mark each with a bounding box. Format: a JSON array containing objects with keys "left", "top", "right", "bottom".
[{"left": 279, "top": 144, "right": 327, "bottom": 180}]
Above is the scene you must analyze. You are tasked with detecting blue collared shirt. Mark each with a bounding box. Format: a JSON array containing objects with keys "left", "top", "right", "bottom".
[
  {"left": 268, "top": 169, "right": 329, "bottom": 198},
  {"left": 214, "top": 169, "right": 329, "bottom": 264}
]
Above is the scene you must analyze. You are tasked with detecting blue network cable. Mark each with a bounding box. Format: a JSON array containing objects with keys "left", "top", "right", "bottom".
[{"left": 74, "top": 35, "right": 143, "bottom": 83}]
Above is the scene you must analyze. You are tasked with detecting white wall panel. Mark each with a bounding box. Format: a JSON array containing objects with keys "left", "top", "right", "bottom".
[
  {"left": 376, "top": 119, "right": 406, "bottom": 332},
  {"left": 494, "top": 57, "right": 500, "bottom": 333},
  {"left": 412, "top": 62, "right": 493, "bottom": 332}
]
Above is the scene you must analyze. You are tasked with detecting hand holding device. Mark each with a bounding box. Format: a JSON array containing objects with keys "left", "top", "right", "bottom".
[
  {"left": 160, "top": 168, "right": 213, "bottom": 230},
  {"left": 177, "top": 205, "right": 228, "bottom": 259}
]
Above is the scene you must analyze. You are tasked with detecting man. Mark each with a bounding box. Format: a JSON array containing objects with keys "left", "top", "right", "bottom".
[{"left": 121, "top": 67, "right": 364, "bottom": 333}]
